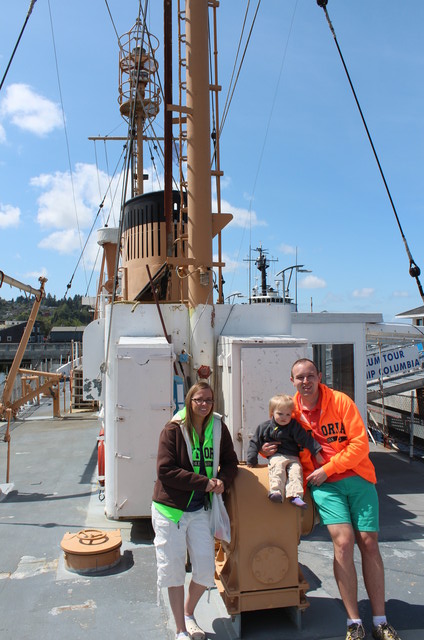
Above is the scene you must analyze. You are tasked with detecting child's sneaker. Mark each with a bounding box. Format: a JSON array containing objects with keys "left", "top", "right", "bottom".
[
  {"left": 268, "top": 491, "right": 282, "bottom": 503},
  {"left": 290, "top": 496, "right": 307, "bottom": 509},
  {"left": 176, "top": 633, "right": 190, "bottom": 639}
]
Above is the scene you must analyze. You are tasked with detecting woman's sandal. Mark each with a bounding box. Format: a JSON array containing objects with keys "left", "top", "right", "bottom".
[{"left": 184, "top": 616, "right": 206, "bottom": 640}]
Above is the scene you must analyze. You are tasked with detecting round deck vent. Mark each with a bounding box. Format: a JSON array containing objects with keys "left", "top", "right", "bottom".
[{"left": 60, "top": 528, "right": 122, "bottom": 574}]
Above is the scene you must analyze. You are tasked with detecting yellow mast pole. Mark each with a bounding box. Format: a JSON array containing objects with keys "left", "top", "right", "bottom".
[{"left": 186, "top": 0, "right": 213, "bottom": 308}]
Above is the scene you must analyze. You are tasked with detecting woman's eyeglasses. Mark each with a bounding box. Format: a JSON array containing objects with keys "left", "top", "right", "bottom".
[{"left": 192, "top": 398, "right": 213, "bottom": 405}]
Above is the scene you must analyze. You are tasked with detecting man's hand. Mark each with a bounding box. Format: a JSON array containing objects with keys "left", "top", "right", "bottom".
[
  {"left": 306, "top": 467, "right": 327, "bottom": 487},
  {"left": 260, "top": 442, "right": 278, "bottom": 457}
]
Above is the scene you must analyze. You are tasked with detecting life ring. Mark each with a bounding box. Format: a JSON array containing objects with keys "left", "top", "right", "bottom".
[{"left": 97, "top": 426, "right": 105, "bottom": 488}]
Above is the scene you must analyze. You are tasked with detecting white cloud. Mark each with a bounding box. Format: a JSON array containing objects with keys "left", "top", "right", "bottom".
[
  {"left": 143, "top": 166, "right": 164, "bottom": 193},
  {"left": 0, "top": 122, "right": 6, "bottom": 143},
  {"left": 217, "top": 252, "right": 248, "bottom": 274},
  {"left": 0, "top": 202, "right": 20, "bottom": 228},
  {"left": 0, "top": 83, "right": 62, "bottom": 136},
  {"left": 352, "top": 287, "right": 375, "bottom": 298},
  {"left": 31, "top": 163, "right": 121, "bottom": 231},
  {"left": 279, "top": 244, "right": 296, "bottom": 255},
  {"left": 299, "top": 274, "right": 326, "bottom": 289},
  {"left": 216, "top": 198, "right": 266, "bottom": 229},
  {"left": 38, "top": 229, "right": 82, "bottom": 254},
  {"left": 211, "top": 175, "right": 231, "bottom": 195},
  {"left": 25, "top": 267, "right": 49, "bottom": 280},
  {"left": 392, "top": 290, "right": 409, "bottom": 298}
]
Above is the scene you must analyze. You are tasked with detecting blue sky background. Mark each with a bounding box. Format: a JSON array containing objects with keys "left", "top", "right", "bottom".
[{"left": 1, "top": 0, "right": 423, "bottom": 321}]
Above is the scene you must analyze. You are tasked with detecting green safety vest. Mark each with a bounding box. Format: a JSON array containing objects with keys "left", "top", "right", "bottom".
[{"left": 153, "top": 408, "right": 215, "bottom": 523}]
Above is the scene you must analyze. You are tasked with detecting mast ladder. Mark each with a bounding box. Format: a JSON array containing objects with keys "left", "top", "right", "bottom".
[{"left": 176, "top": 0, "right": 225, "bottom": 303}]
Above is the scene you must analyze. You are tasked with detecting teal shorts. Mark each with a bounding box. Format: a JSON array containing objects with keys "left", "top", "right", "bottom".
[{"left": 310, "top": 476, "right": 379, "bottom": 531}]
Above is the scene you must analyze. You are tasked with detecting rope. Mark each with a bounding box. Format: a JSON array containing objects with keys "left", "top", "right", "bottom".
[
  {"left": 0, "top": 0, "right": 37, "bottom": 93},
  {"left": 84, "top": 145, "right": 127, "bottom": 296},
  {"left": 65, "top": 144, "right": 126, "bottom": 298},
  {"left": 317, "top": 0, "right": 424, "bottom": 303},
  {"left": 219, "top": 0, "right": 252, "bottom": 136},
  {"left": 47, "top": 0, "right": 88, "bottom": 293},
  {"left": 225, "top": 1, "right": 299, "bottom": 298},
  {"left": 220, "top": 1, "right": 262, "bottom": 137}
]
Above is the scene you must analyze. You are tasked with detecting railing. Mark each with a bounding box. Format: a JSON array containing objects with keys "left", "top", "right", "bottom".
[{"left": 0, "top": 342, "right": 79, "bottom": 364}]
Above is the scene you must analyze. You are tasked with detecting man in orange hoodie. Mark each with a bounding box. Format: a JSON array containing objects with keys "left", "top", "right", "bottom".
[{"left": 290, "top": 358, "right": 401, "bottom": 640}]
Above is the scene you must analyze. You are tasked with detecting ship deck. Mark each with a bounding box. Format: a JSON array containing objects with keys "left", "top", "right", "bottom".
[{"left": 0, "top": 399, "right": 423, "bottom": 640}]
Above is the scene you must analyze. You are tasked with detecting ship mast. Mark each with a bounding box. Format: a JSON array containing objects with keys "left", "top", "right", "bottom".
[
  {"left": 96, "top": 0, "right": 231, "bottom": 319},
  {"left": 185, "top": 0, "right": 213, "bottom": 307}
]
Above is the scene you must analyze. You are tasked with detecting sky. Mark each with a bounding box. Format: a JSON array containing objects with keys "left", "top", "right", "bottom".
[{"left": 1, "top": 0, "right": 423, "bottom": 321}]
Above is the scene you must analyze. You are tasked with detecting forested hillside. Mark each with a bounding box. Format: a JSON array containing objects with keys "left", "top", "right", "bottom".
[{"left": 0, "top": 294, "right": 92, "bottom": 337}]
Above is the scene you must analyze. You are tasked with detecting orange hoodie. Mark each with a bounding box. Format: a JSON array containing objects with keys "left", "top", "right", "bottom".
[{"left": 294, "top": 383, "right": 377, "bottom": 484}]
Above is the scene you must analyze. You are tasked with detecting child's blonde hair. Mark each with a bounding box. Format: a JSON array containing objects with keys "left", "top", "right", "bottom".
[{"left": 269, "top": 394, "right": 294, "bottom": 417}]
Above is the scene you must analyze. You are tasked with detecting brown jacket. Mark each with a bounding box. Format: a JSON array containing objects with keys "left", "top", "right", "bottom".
[{"left": 152, "top": 415, "right": 238, "bottom": 511}]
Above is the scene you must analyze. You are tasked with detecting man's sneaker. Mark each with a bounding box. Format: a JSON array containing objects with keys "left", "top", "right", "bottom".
[
  {"left": 372, "top": 622, "right": 401, "bottom": 640},
  {"left": 268, "top": 491, "right": 282, "bottom": 503},
  {"left": 346, "top": 622, "right": 365, "bottom": 640}
]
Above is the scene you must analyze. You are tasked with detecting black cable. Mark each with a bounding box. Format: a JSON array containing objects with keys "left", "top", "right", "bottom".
[
  {"left": 0, "top": 1, "right": 37, "bottom": 93},
  {"left": 64, "top": 144, "right": 126, "bottom": 298},
  {"left": 317, "top": 0, "right": 424, "bottom": 302}
]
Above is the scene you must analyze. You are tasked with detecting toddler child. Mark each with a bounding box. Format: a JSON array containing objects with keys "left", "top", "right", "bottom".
[{"left": 247, "top": 394, "right": 323, "bottom": 507}]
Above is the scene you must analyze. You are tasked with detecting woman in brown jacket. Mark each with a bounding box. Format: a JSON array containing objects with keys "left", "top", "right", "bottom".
[{"left": 152, "top": 382, "right": 238, "bottom": 640}]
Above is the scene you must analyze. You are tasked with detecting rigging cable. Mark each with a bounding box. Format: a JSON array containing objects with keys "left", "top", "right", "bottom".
[
  {"left": 103, "top": 139, "right": 118, "bottom": 226},
  {"left": 47, "top": 0, "right": 88, "bottom": 295},
  {"left": 93, "top": 141, "right": 107, "bottom": 226},
  {"left": 65, "top": 143, "right": 126, "bottom": 298},
  {"left": 84, "top": 144, "right": 127, "bottom": 296},
  {"left": 147, "top": 140, "right": 162, "bottom": 190},
  {"left": 219, "top": 0, "right": 251, "bottom": 136},
  {"left": 225, "top": 1, "right": 299, "bottom": 297},
  {"left": 105, "top": 0, "right": 179, "bottom": 191},
  {"left": 317, "top": 0, "right": 424, "bottom": 303},
  {"left": 0, "top": 0, "right": 37, "bottom": 93},
  {"left": 220, "top": 0, "right": 262, "bottom": 137},
  {"left": 101, "top": 0, "right": 148, "bottom": 375},
  {"left": 104, "top": 0, "right": 121, "bottom": 43}
]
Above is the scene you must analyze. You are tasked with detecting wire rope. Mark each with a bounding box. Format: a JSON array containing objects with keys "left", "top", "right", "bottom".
[
  {"left": 317, "top": 0, "right": 424, "bottom": 302},
  {"left": 220, "top": 0, "right": 262, "bottom": 137},
  {"left": 219, "top": 1, "right": 251, "bottom": 137},
  {"left": 65, "top": 143, "right": 126, "bottom": 298},
  {"left": 93, "top": 141, "right": 106, "bottom": 226},
  {"left": 225, "top": 1, "right": 299, "bottom": 298},
  {"left": 47, "top": 0, "right": 88, "bottom": 293},
  {"left": 0, "top": 0, "right": 37, "bottom": 93},
  {"left": 101, "top": 0, "right": 148, "bottom": 374}
]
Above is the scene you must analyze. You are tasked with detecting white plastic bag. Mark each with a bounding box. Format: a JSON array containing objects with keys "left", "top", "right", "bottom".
[{"left": 210, "top": 494, "right": 231, "bottom": 543}]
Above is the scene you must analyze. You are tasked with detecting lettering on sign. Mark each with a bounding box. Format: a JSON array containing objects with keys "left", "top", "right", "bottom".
[{"left": 366, "top": 344, "right": 424, "bottom": 381}]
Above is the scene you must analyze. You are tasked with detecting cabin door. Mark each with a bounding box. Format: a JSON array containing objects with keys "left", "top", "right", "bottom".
[{"left": 106, "top": 337, "right": 174, "bottom": 518}]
